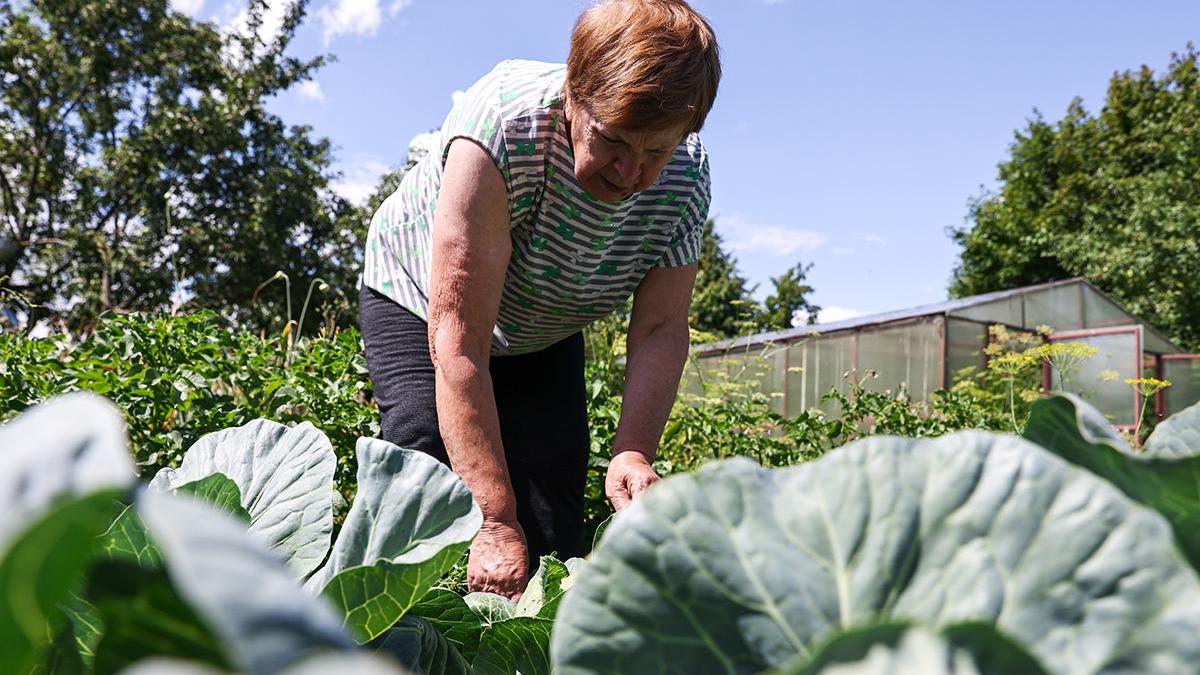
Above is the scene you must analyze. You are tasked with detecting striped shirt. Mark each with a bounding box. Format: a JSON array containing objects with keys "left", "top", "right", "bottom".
[{"left": 361, "top": 59, "right": 710, "bottom": 355}]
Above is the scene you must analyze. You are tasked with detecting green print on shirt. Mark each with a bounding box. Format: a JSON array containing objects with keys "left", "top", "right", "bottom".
[
  {"left": 500, "top": 322, "right": 521, "bottom": 333},
  {"left": 555, "top": 182, "right": 572, "bottom": 200},
  {"left": 684, "top": 165, "right": 702, "bottom": 180},
  {"left": 562, "top": 203, "right": 581, "bottom": 221},
  {"left": 591, "top": 235, "right": 614, "bottom": 252},
  {"left": 515, "top": 141, "right": 536, "bottom": 156},
  {"left": 572, "top": 271, "right": 589, "bottom": 286},
  {"left": 657, "top": 191, "right": 678, "bottom": 206},
  {"left": 639, "top": 236, "right": 654, "bottom": 253},
  {"left": 517, "top": 297, "right": 534, "bottom": 309},
  {"left": 555, "top": 222, "right": 575, "bottom": 241},
  {"left": 598, "top": 261, "right": 618, "bottom": 276},
  {"left": 550, "top": 113, "right": 561, "bottom": 133},
  {"left": 515, "top": 193, "right": 535, "bottom": 210},
  {"left": 542, "top": 267, "right": 562, "bottom": 281},
  {"left": 480, "top": 117, "right": 498, "bottom": 141},
  {"left": 531, "top": 236, "right": 548, "bottom": 251},
  {"left": 500, "top": 89, "right": 520, "bottom": 103}
]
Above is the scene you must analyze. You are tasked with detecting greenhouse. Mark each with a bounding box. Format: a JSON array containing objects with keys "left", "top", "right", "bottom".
[{"left": 685, "top": 278, "right": 1200, "bottom": 430}]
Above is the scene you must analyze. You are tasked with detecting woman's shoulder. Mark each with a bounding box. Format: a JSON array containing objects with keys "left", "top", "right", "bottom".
[{"left": 467, "top": 59, "right": 567, "bottom": 118}]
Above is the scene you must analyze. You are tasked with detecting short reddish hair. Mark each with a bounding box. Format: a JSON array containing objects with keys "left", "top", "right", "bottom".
[{"left": 566, "top": 0, "right": 721, "bottom": 134}]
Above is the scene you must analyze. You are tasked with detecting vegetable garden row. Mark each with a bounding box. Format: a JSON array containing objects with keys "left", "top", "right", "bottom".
[{"left": 7, "top": 377, "right": 1200, "bottom": 673}]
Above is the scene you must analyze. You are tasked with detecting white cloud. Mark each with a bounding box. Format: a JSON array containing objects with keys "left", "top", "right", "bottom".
[
  {"left": 222, "top": 0, "right": 291, "bottom": 53},
  {"left": 388, "top": 0, "right": 412, "bottom": 16},
  {"left": 406, "top": 130, "right": 439, "bottom": 165},
  {"left": 862, "top": 234, "right": 887, "bottom": 245},
  {"left": 815, "top": 306, "right": 864, "bottom": 324},
  {"left": 169, "top": 0, "right": 205, "bottom": 17},
  {"left": 332, "top": 154, "right": 393, "bottom": 205},
  {"left": 318, "top": 0, "right": 383, "bottom": 45},
  {"left": 297, "top": 80, "right": 325, "bottom": 102},
  {"left": 716, "top": 214, "right": 825, "bottom": 256}
]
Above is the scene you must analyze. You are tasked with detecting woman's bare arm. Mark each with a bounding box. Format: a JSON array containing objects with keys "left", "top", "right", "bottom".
[{"left": 428, "top": 138, "right": 526, "bottom": 597}]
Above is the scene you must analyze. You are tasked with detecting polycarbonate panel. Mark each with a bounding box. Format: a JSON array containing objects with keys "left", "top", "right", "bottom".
[
  {"left": 1049, "top": 331, "right": 1138, "bottom": 427},
  {"left": 857, "top": 321, "right": 941, "bottom": 401},
  {"left": 946, "top": 318, "right": 988, "bottom": 384},
  {"left": 785, "top": 340, "right": 812, "bottom": 417},
  {"left": 950, "top": 295, "right": 1023, "bottom": 327},
  {"left": 684, "top": 344, "right": 786, "bottom": 414},
  {"left": 1024, "top": 284, "right": 1084, "bottom": 331},
  {"left": 1163, "top": 357, "right": 1200, "bottom": 417},
  {"left": 1082, "top": 285, "right": 1136, "bottom": 328},
  {"left": 785, "top": 334, "right": 853, "bottom": 417}
]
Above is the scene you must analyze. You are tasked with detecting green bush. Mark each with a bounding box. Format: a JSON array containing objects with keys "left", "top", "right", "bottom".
[{"left": 0, "top": 311, "right": 377, "bottom": 496}]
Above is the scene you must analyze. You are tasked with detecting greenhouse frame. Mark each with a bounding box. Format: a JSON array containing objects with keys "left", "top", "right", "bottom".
[{"left": 685, "top": 278, "right": 1200, "bottom": 431}]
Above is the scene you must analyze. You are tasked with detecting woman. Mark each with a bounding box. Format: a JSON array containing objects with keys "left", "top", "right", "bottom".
[{"left": 359, "top": 0, "right": 720, "bottom": 599}]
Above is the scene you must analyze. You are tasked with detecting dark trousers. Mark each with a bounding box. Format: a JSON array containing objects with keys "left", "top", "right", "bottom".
[{"left": 358, "top": 285, "right": 590, "bottom": 562}]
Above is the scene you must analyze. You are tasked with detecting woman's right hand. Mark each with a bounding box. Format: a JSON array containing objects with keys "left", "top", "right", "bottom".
[{"left": 468, "top": 517, "right": 529, "bottom": 600}]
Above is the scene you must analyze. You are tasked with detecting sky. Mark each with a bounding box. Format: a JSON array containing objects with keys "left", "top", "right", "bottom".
[{"left": 176, "top": 0, "right": 1200, "bottom": 324}]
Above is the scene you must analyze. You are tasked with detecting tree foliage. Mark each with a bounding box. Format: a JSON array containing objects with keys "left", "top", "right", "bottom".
[
  {"left": 689, "top": 219, "right": 757, "bottom": 338},
  {"left": 951, "top": 46, "right": 1200, "bottom": 350},
  {"left": 689, "top": 219, "right": 819, "bottom": 338},
  {"left": 758, "top": 262, "right": 818, "bottom": 331},
  {"left": 0, "top": 0, "right": 367, "bottom": 334}
]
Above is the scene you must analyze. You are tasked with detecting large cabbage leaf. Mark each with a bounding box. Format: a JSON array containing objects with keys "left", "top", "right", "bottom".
[
  {"left": 149, "top": 419, "right": 335, "bottom": 578},
  {"left": 552, "top": 432, "right": 1200, "bottom": 674},
  {"left": 0, "top": 393, "right": 136, "bottom": 674},
  {"left": 1143, "top": 399, "right": 1200, "bottom": 459},
  {"left": 136, "top": 490, "right": 355, "bottom": 675},
  {"left": 1023, "top": 394, "right": 1200, "bottom": 570},
  {"left": 780, "top": 623, "right": 1046, "bottom": 675},
  {"left": 307, "top": 438, "right": 481, "bottom": 642}
]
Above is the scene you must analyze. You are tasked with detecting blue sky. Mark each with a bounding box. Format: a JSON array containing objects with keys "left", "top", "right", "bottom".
[{"left": 177, "top": 0, "right": 1199, "bottom": 323}]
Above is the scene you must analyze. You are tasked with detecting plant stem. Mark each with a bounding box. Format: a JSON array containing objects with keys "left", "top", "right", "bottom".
[
  {"left": 296, "top": 278, "right": 326, "bottom": 347},
  {"left": 1008, "top": 378, "right": 1018, "bottom": 433}
]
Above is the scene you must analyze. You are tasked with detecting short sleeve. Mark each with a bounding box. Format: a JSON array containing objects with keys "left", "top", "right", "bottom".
[
  {"left": 439, "top": 62, "right": 511, "bottom": 192},
  {"left": 656, "top": 154, "right": 710, "bottom": 268}
]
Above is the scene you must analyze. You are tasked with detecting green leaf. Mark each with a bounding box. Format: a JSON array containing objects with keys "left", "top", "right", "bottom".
[
  {"left": 136, "top": 490, "right": 355, "bottom": 675},
  {"left": 553, "top": 433, "right": 1200, "bottom": 674},
  {"left": 88, "top": 561, "right": 231, "bottom": 675},
  {"left": 1023, "top": 393, "right": 1200, "bottom": 570},
  {"left": 311, "top": 439, "right": 481, "bottom": 643},
  {"left": 96, "top": 503, "right": 161, "bottom": 566},
  {"left": 462, "top": 593, "right": 515, "bottom": 628},
  {"left": 0, "top": 491, "right": 121, "bottom": 675},
  {"left": 62, "top": 591, "right": 103, "bottom": 671},
  {"left": 371, "top": 616, "right": 471, "bottom": 675},
  {"left": 409, "top": 589, "right": 483, "bottom": 663},
  {"left": 176, "top": 474, "right": 250, "bottom": 523},
  {"left": 514, "top": 556, "right": 569, "bottom": 618},
  {"left": 781, "top": 623, "right": 1047, "bottom": 675},
  {"left": 1144, "top": 399, "right": 1200, "bottom": 459},
  {"left": 150, "top": 419, "right": 336, "bottom": 578},
  {"left": 0, "top": 392, "right": 134, "bottom": 553},
  {"left": 472, "top": 616, "right": 554, "bottom": 675}
]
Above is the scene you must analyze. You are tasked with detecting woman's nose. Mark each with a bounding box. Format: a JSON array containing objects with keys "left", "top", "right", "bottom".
[{"left": 613, "top": 151, "right": 642, "bottom": 186}]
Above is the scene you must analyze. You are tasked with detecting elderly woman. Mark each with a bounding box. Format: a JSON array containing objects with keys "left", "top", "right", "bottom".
[{"left": 358, "top": 0, "right": 720, "bottom": 598}]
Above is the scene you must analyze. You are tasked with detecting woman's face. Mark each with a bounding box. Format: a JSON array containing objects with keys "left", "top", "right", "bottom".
[{"left": 564, "top": 98, "right": 688, "bottom": 203}]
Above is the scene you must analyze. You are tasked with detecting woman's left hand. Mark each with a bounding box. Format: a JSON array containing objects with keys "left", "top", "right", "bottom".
[{"left": 606, "top": 449, "right": 661, "bottom": 511}]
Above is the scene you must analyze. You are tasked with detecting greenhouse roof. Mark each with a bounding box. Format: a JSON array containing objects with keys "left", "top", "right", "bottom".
[{"left": 695, "top": 278, "right": 1183, "bottom": 356}]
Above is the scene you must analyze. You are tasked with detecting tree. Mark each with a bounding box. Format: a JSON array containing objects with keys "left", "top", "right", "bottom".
[
  {"left": 950, "top": 46, "right": 1200, "bottom": 349},
  {"left": 0, "top": 0, "right": 367, "bottom": 334},
  {"left": 758, "top": 262, "right": 819, "bottom": 331},
  {"left": 690, "top": 218, "right": 758, "bottom": 338}
]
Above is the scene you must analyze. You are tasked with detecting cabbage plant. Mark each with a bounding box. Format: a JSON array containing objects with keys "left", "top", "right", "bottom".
[
  {"left": 553, "top": 421, "right": 1200, "bottom": 674},
  {"left": 0, "top": 393, "right": 581, "bottom": 675}
]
